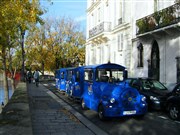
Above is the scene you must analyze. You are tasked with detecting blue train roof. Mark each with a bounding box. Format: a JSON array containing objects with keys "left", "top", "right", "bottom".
[
  {"left": 60, "top": 67, "right": 75, "bottom": 71},
  {"left": 84, "top": 63, "right": 126, "bottom": 70}
]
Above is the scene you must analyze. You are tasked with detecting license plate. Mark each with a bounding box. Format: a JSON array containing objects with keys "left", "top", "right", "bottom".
[{"left": 123, "top": 110, "right": 136, "bottom": 115}]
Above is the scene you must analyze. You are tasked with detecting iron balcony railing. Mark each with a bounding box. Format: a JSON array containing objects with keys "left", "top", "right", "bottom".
[
  {"left": 89, "top": 22, "right": 111, "bottom": 38},
  {"left": 136, "top": 3, "right": 180, "bottom": 35}
]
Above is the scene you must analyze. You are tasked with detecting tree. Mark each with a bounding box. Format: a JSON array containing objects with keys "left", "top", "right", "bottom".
[
  {"left": 25, "top": 26, "right": 55, "bottom": 74},
  {"left": 48, "top": 17, "right": 86, "bottom": 69},
  {"left": 0, "top": 0, "right": 45, "bottom": 105},
  {"left": 25, "top": 16, "right": 86, "bottom": 74}
]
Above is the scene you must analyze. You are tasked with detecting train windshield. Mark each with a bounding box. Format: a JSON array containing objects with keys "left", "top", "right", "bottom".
[{"left": 96, "top": 69, "right": 124, "bottom": 82}]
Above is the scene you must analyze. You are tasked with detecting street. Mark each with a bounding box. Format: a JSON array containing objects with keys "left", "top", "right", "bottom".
[{"left": 42, "top": 81, "right": 180, "bottom": 135}]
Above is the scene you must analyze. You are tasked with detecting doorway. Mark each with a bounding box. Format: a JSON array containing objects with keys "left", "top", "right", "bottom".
[{"left": 148, "top": 40, "right": 160, "bottom": 80}]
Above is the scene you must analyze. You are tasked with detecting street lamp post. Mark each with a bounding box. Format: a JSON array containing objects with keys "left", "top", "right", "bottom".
[{"left": 21, "top": 29, "right": 25, "bottom": 82}]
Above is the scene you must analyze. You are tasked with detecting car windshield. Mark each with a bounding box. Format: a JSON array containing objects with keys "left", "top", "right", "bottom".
[{"left": 141, "top": 79, "right": 167, "bottom": 91}]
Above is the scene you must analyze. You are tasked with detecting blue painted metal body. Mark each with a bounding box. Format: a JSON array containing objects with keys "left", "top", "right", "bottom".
[
  {"left": 81, "top": 63, "right": 147, "bottom": 117},
  {"left": 66, "top": 67, "right": 84, "bottom": 98},
  {"left": 65, "top": 67, "right": 75, "bottom": 94},
  {"left": 59, "top": 68, "right": 68, "bottom": 92},
  {"left": 55, "top": 69, "right": 60, "bottom": 89}
]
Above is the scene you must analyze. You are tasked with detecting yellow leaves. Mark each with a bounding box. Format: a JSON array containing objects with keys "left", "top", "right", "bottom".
[
  {"left": 25, "top": 16, "right": 86, "bottom": 71},
  {"left": 0, "top": 0, "right": 44, "bottom": 37}
]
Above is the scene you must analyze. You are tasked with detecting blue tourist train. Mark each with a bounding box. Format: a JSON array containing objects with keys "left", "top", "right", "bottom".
[
  {"left": 55, "top": 63, "right": 147, "bottom": 120},
  {"left": 80, "top": 63, "right": 147, "bottom": 120}
]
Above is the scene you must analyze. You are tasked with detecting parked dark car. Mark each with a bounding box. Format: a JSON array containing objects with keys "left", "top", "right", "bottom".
[
  {"left": 125, "top": 78, "right": 169, "bottom": 110},
  {"left": 166, "top": 83, "right": 180, "bottom": 120}
]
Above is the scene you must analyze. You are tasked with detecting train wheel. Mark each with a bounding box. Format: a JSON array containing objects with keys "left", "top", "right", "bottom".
[
  {"left": 98, "top": 104, "right": 106, "bottom": 120},
  {"left": 81, "top": 99, "right": 86, "bottom": 110}
]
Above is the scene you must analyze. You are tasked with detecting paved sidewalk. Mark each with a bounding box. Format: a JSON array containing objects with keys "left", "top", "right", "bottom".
[
  {"left": 0, "top": 83, "right": 32, "bottom": 135},
  {"left": 27, "top": 83, "right": 106, "bottom": 135}
]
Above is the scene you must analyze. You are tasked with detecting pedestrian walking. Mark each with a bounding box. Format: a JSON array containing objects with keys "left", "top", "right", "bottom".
[
  {"left": 34, "top": 69, "right": 40, "bottom": 87},
  {"left": 27, "top": 69, "right": 33, "bottom": 83}
]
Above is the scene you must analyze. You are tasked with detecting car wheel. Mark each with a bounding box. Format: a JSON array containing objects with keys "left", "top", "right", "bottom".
[
  {"left": 98, "top": 104, "right": 106, "bottom": 120},
  {"left": 81, "top": 99, "right": 86, "bottom": 110},
  {"left": 169, "top": 104, "right": 180, "bottom": 120}
]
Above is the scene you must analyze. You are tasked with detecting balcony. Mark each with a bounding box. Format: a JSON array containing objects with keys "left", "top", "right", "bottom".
[
  {"left": 89, "top": 22, "right": 111, "bottom": 39},
  {"left": 136, "top": 3, "right": 180, "bottom": 36}
]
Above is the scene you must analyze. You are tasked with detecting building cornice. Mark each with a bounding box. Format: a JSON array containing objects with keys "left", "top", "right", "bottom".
[
  {"left": 112, "top": 23, "right": 131, "bottom": 34},
  {"left": 87, "top": 0, "right": 101, "bottom": 13}
]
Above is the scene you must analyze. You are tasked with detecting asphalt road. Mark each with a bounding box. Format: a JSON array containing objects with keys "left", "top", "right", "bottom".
[{"left": 42, "top": 81, "right": 180, "bottom": 135}]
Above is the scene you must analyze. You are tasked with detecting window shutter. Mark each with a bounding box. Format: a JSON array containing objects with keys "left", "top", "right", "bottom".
[{"left": 118, "top": 34, "right": 123, "bottom": 51}]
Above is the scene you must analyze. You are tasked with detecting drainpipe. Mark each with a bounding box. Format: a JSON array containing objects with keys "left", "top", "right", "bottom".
[{"left": 164, "top": 34, "right": 167, "bottom": 84}]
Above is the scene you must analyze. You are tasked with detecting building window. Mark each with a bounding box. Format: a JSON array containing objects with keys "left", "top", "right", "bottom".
[
  {"left": 118, "top": 34, "right": 123, "bottom": 51},
  {"left": 91, "top": 0, "right": 94, "bottom": 5},
  {"left": 137, "top": 43, "right": 143, "bottom": 67},
  {"left": 106, "top": 0, "right": 108, "bottom": 6},
  {"left": 98, "top": 7, "right": 101, "bottom": 22},
  {"left": 119, "top": 0, "right": 123, "bottom": 19},
  {"left": 91, "top": 13, "right": 94, "bottom": 28},
  {"left": 91, "top": 49, "right": 93, "bottom": 64},
  {"left": 176, "top": 57, "right": 180, "bottom": 83}
]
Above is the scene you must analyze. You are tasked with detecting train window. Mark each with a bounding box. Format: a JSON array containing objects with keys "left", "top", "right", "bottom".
[
  {"left": 111, "top": 69, "right": 124, "bottom": 81},
  {"left": 61, "top": 72, "right": 64, "bottom": 79},
  {"left": 96, "top": 69, "right": 124, "bottom": 82},
  {"left": 67, "top": 70, "right": 73, "bottom": 81},
  {"left": 76, "top": 71, "right": 80, "bottom": 82},
  {"left": 96, "top": 69, "right": 110, "bottom": 82},
  {"left": 84, "top": 70, "right": 93, "bottom": 82}
]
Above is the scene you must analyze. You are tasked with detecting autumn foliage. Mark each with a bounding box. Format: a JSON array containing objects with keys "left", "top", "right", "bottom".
[{"left": 25, "top": 17, "right": 86, "bottom": 74}]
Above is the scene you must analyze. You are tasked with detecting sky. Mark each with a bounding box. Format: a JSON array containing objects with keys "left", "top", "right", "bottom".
[{"left": 40, "top": 0, "right": 87, "bottom": 31}]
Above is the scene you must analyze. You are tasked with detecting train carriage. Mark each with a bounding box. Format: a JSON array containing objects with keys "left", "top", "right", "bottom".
[
  {"left": 65, "top": 67, "right": 75, "bottom": 95},
  {"left": 66, "top": 67, "right": 84, "bottom": 99},
  {"left": 80, "top": 63, "right": 147, "bottom": 120},
  {"left": 59, "top": 68, "right": 68, "bottom": 92},
  {"left": 55, "top": 69, "right": 60, "bottom": 89}
]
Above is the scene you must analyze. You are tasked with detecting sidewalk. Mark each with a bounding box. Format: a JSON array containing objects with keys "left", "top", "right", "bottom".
[
  {"left": 27, "top": 82, "right": 108, "bottom": 135},
  {"left": 0, "top": 83, "right": 32, "bottom": 135}
]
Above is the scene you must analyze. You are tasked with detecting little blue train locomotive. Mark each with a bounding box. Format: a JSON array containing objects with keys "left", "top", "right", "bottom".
[{"left": 55, "top": 63, "right": 147, "bottom": 120}]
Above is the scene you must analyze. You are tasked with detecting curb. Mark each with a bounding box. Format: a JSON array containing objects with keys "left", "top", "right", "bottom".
[{"left": 46, "top": 88, "right": 109, "bottom": 135}]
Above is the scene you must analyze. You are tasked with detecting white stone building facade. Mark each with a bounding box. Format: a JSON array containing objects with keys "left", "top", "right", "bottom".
[
  {"left": 85, "top": 0, "right": 132, "bottom": 70},
  {"left": 85, "top": 0, "right": 180, "bottom": 85},
  {"left": 131, "top": 0, "right": 180, "bottom": 85}
]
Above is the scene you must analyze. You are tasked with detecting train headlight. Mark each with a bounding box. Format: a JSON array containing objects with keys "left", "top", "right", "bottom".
[
  {"left": 110, "top": 98, "right": 115, "bottom": 103},
  {"left": 141, "top": 96, "right": 146, "bottom": 102}
]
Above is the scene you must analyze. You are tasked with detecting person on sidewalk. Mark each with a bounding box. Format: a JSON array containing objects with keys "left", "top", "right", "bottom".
[
  {"left": 34, "top": 69, "right": 40, "bottom": 87},
  {"left": 27, "top": 69, "right": 33, "bottom": 83}
]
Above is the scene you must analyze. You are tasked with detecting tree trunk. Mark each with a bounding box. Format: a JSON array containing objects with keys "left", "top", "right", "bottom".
[
  {"left": 8, "top": 47, "right": 16, "bottom": 92},
  {"left": 42, "top": 61, "right": 44, "bottom": 75},
  {"left": 11, "top": 78, "right": 15, "bottom": 93},
  {"left": 2, "top": 47, "right": 9, "bottom": 105}
]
